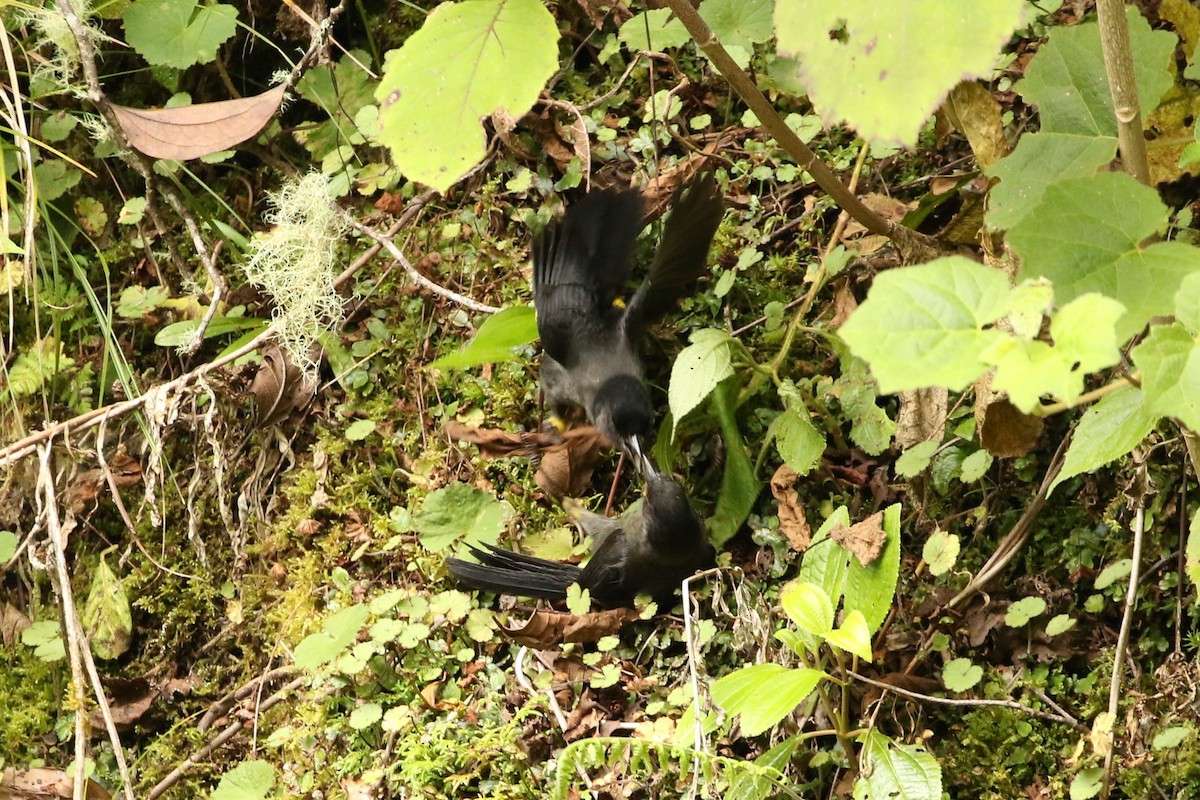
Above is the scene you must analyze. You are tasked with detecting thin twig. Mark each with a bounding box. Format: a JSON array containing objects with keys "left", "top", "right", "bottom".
[
  {"left": 1102, "top": 504, "right": 1146, "bottom": 799},
  {"left": 848, "top": 670, "right": 1086, "bottom": 731},
  {"left": 682, "top": 567, "right": 721, "bottom": 800},
  {"left": 1095, "top": 0, "right": 1150, "bottom": 185},
  {"left": 341, "top": 213, "right": 501, "bottom": 314}
]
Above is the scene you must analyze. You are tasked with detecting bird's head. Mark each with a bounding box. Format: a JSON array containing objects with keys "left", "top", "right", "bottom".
[
  {"left": 592, "top": 374, "right": 655, "bottom": 455},
  {"left": 643, "top": 473, "right": 707, "bottom": 553}
]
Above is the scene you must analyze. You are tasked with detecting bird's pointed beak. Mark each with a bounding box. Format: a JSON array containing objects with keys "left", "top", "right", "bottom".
[{"left": 629, "top": 435, "right": 656, "bottom": 477}]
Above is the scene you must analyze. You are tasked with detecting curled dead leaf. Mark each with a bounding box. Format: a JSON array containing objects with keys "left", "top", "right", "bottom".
[
  {"left": 112, "top": 84, "right": 288, "bottom": 161},
  {"left": 0, "top": 768, "right": 111, "bottom": 799},
  {"left": 501, "top": 607, "right": 639, "bottom": 648},
  {"left": 770, "top": 464, "right": 811, "bottom": 552},
  {"left": 829, "top": 511, "right": 886, "bottom": 566},
  {"left": 251, "top": 346, "right": 317, "bottom": 428},
  {"left": 444, "top": 422, "right": 612, "bottom": 498},
  {"left": 978, "top": 397, "right": 1044, "bottom": 458}
]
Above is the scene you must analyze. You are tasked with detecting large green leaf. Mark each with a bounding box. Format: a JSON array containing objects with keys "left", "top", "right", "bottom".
[
  {"left": 797, "top": 506, "right": 851, "bottom": 602},
  {"left": 709, "top": 381, "right": 760, "bottom": 546},
  {"left": 375, "top": 0, "right": 559, "bottom": 192},
  {"left": 844, "top": 503, "right": 901, "bottom": 635},
  {"left": 771, "top": 404, "right": 824, "bottom": 475},
  {"left": 774, "top": 0, "right": 1023, "bottom": 146},
  {"left": 123, "top": 0, "right": 238, "bottom": 70},
  {"left": 1008, "top": 172, "right": 1200, "bottom": 342},
  {"left": 985, "top": 132, "right": 1117, "bottom": 231},
  {"left": 1018, "top": 7, "right": 1175, "bottom": 137},
  {"left": 429, "top": 305, "right": 538, "bottom": 369},
  {"left": 81, "top": 556, "right": 133, "bottom": 661},
  {"left": 413, "top": 482, "right": 513, "bottom": 551},
  {"left": 853, "top": 730, "right": 942, "bottom": 800},
  {"left": 1132, "top": 324, "right": 1200, "bottom": 433},
  {"left": 1056, "top": 388, "right": 1156, "bottom": 494},
  {"left": 838, "top": 257, "right": 1012, "bottom": 394},
  {"left": 669, "top": 328, "right": 735, "bottom": 434},
  {"left": 711, "top": 663, "right": 826, "bottom": 737}
]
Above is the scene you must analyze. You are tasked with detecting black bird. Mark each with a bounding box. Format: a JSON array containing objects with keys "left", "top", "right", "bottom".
[
  {"left": 445, "top": 464, "right": 714, "bottom": 608},
  {"left": 533, "top": 170, "right": 724, "bottom": 457}
]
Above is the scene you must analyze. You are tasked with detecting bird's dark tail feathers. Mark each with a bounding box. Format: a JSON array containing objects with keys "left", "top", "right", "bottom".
[{"left": 446, "top": 542, "right": 582, "bottom": 600}]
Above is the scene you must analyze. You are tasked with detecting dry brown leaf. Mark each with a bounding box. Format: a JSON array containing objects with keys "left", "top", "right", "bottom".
[
  {"left": 943, "top": 80, "right": 1009, "bottom": 170},
  {"left": 829, "top": 278, "right": 858, "bottom": 328},
  {"left": 444, "top": 422, "right": 612, "bottom": 498},
  {"left": 251, "top": 346, "right": 317, "bottom": 428},
  {"left": 109, "top": 447, "right": 143, "bottom": 488},
  {"left": 829, "top": 511, "right": 886, "bottom": 566},
  {"left": 501, "top": 607, "right": 639, "bottom": 648},
  {"left": 843, "top": 194, "right": 913, "bottom": 237},
  {"left": 88, "top": 677, "right": 159, "bottom": 730},
  {"left": 0, "top": 768, "right": 111, "bottom": 799},
  {"left": 0, "top": 603, "right": 30, "bottom": 646},
  {"left": 112, "top": 84, "right": 288, "bottom": 161},
  {"left": 979, "top": 397, "right": 1044, "bottom": 458},
  {"left": 895, "top": 387, "right": 947, "bottom": 449},
  {"left": 770, "top": 464, "right": 811, "bottom": 552}
]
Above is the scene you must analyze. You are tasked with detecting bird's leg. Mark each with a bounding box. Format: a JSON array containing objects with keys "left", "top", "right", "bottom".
[{"left": 604, "top": 451, "right": 626, "bottom": 516}]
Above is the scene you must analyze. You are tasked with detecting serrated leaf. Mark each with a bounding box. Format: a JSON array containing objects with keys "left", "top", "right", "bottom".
[
  {"left": 1187, "top": 509, "right": 1200, "bottom": 592},
  {"left": 1008, "top": 173, "right": 1200, "bottom": 342},
  {"left": 830, "top": 351, "right": 896, "bottom": 455},
  {"left": 958, "top": 450, "right": 993, "bottom": 483},
  {"left": 1005, "top": 596, "right": 1047, "bottom": 627},
  {"left": 895, "top": 440, "right": 939, "bottom": 477},
  {"left": 375, "top": 0, "right": 559, "bottom": 191},
  {"left": 81, "top": 556, "right": 133, "bottom": 660},
  {"left": 669, "top": 328, "right": 735, "bottom": 432},
  {"left": 1175, "top": 272, "right": 1200, "bottom": 333},
  {"left": 923, "top": 530, "right": 960, "bottom": 576},
  {"left": 838, "top": 257, "right": 1011, "bottom": 394},
  {"left": 985, "top": 132, "right": 1117, "bottom": 230},
  {"left": 1070, "top": 767, "right": 1105, "bottom": 800},
  {"left": 213, "top": 760, "right": 275, "bottom": 800},
  {"left": 772, "top": 405, "right": 825, "bottom": 475},
  {"left": 843, "top": 503, "right": 901, "bottom": 635},
  {"left": 293, "top": 605, "right": 370, "bottom": 670},
  {"left": 1019, "top": 8, "right": 1175, "bottom": 137},
  {"left": 1045, "top": 614, "right": 1076, "bottom": 636},
  {"left": 123, "top": 0, "right": 238, "bottom": 70},
  {"left": 429, "top": 305, "right": 538, "bottom": 369},
  {"left": 779, "top": 581, "right": 834, "bottom": 635},
  {"left": 1132, "top": 323, "right": 1200, "bottom": 432},
  {"left": 1050, "top": 386, "right": 1157, "bottom": 493},
  {"left": 825, "top": 609, "right": 872, "bottom": 661},
  {"left": 1152, "top": 725, "right": 1191, "bottom": 750},
  {"left": 775, "top": 0, "right": 1023, "bottom": 146},
  {"left": 618, "top": 8, "right": 691, "bottom": 50},
  {"left": 349, "top": 703, "right": 383, "bottom": 730},
  {"left": 711, "top": 663, "right": 825, "bottom": 736},
  {"left": 942, "top": 657, "right": 983, "bottom": 692},
  {"left": 703, "top": 0, "right": 773, "bottom": 68},
  {"left": 20, "top": 620, "right": 65, "bottom": 662},
  {"left": 797, "top": 506, "right": 852, "bottom": 602},
  {"left": 413, "top": 483, "right": 512, "bottom": 552},
  {"left": 855, "top": 730, "right": 943, "bottom": 800}
]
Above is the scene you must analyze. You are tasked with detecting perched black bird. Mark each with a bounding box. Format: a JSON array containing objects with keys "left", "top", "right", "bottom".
[
  {"left": 445, "top": 464, "right": 714, "bottom": 608},
  {"left": 533, "top": 170, "right": 724, "bottom": 457}
]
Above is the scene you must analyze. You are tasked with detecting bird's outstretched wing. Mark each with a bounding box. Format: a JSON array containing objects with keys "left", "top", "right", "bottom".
[
  {"left": 623, "top": 170, "right": 723, "bottom": 339},
  {"left": 533, "top": 189, "right": 645, "bottom": 365}
]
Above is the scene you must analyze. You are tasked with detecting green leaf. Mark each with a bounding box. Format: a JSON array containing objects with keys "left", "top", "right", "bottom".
[
  {"left": 117, "top": 197, "right": 148, "bottom": 225},
  {"left": 293, "top": 605, "right": 370, "bottom": 670},
  {"left": 1187, "top": 509, "right": 1200, "bottom": 593},
  {"left": 1070, "top": 767, "right": 1105, "bottom": 800},
  {"left": 895, "top": 440, "right": 939, "bottom": 477},
  {"left": 727, "top": 735, "right": 801, "bottom": 800},
  {"left": 212, "top": 760, "right": 275, "bottom": 800},
  {"left": 774, "top": 0, "right": 1022, "bottom": 146},
  {"left": 344, "top": 419, "right": 376, "bottom": 441},
  {"left": 942, "top": 658, "right": 983, "bottom": 692},
  {"left": 772, "top": 405, "right": 824, "bottom": 475},
  {"left": 618, "top": 8, "right": 691, "bottom": 51},
  {"left": 81, "top": 556, "right": 133, "bottom": 661},
  {"left": 826, "top": 609, "right": 872, "bottom": 662},
  {"left": 374, "top": 0, "right": 559, "bottom": 192},
  {"left": 0, "top": 530, "right": 18, "bottom": 562},
  {"left": 1132, "top": 323, "right": 1200, "bottom": 432},
  {"left": 923, "top": 530, "right": 960, "bottom": 576},
  {"left": 1152, "top": 725, "right": 1191, "bottom": 751},
  {"left": 348, "top": 703, "right": 383, "bottom": 730},
  {"left": 1005, "top": 596, "right": 1047, "bottom": 627},
  {"left": 413, "top": 482, "right": 513, "bottom": 551},
  {"left": 669, "top": 328, "right": 735, "bottom": 432},
  {"left": 1050, "top": 386, "right": 1157, "bottom": 493},
  {"left": 123, "top": 0, "right": 238, "bottom": 70},
  {"left": 154, "top": 316, "right": 266, "bottom": 347},
  {"left": 1175, "top": 272, "right": 1200, "bottom": 333},
  {"left": 711, "top": 663, "right": 826, "bottom": 736},
  {"left": 702, "top": 0, "right": 773, "bottom": 68},
  {"left": 984, "top": 293, "right": 1125, "bottom": 412},
  {"left": 838, "top": 256, "right": 1011, "bottom": 393},
  {"left": 1018, "top": 7, "right": 1175, "bottom": 137},
  {"left": 429, "top": 305, "right": 538, "bottom": 369},
  {"left": 1008, "top": 172, "right": 1200, "bottom": 342},
  {"left": 565, "top": 582, "right": 591, "bottom": 615},
  {"left": 779, "top": 581, "right": 834, "bottom": 635},
  {"left": 1095, "top": 558, "right": 1133, "bottom": 590},
  {"left": 985, "top": 132, "right": 1117, "bottom": 230},
  {"left": 843, "top": 503, "right": 901, "bottom": 635},
  {"left": 21, "top": 619, "right": 65, "bottom": 662},
  {"left": 709, "top": 381, "right": 760, "bottom": 546},
  {"left": 958, "top": 450, "right": 993, "bottom": 483},
  {"left": 1045, "top": 614, "right": 1076, "bottom": 636},
  {"left": 829, "top": 350, "right": 895, "bottom": 455},
  {"left": 855, "top": 730, "right": 942, "bottom": 800},
  {"left": 797, "top": 506, "right": 851, "bottom": 602}
]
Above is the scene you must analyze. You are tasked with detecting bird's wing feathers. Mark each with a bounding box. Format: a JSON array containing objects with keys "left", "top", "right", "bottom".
[
  {"left": 445, "top": 542, "right": 581, "bottom": 600},
  {"left": 623, "top": 170, "right": 723, "bottom": 337},
  {"left": 533, "top": 189, "right": 645, "bottom": 363}
]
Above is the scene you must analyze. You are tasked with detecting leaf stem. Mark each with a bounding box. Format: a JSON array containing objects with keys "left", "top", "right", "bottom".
[
  {"left": 1035, "top": 377, "right": 1132, "bottom": 416},
  {"left": 1095, "top": 0, "right": 1151, "bottom": 185}
]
